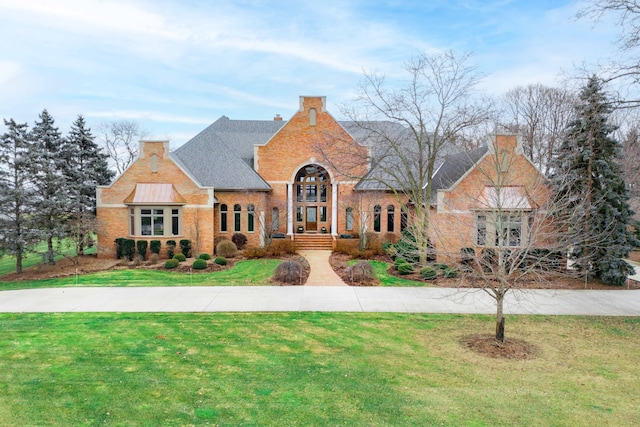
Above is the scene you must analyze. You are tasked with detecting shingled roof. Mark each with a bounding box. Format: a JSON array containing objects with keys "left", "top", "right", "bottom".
[
  {"left": 430, "top": 145, "right": 489, "bottom": 202},
  {"left": 171, "top": 116, "right": 285, "bottom": 191}
]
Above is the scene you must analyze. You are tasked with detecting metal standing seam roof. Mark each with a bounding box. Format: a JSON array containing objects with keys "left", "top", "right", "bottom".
[{"left": 124, "top": 183, "right": 186, "bottom": 204}]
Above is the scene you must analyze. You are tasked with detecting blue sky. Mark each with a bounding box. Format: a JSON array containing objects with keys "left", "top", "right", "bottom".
[{"left": 0, "top": 0, "right": 620, "bottom": 147}]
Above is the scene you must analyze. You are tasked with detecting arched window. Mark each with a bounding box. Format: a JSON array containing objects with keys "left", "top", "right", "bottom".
[
  {"left": 272, "top": 207, "right": 279, "bottom": 231},
  {"left": 373, "top": 205, "right": 382, "bottom": 233},
  {"left": 234, "top": 204, "right": 241, "bottom": 232},
  {"left": 346, "top": 207, "right": 353, "bottom": 231},
  {"left": 247, "top": 204, "right": 255, "bottom": 233},
  {"left": 387, "top": 205, "right": 395, "bottom": 233},
  {"left": 295, "top": 165, "right": 329, "bottom": 203},
  {"left": 220, "top": 204, "right": 228, "bottom": 232},
  {"left": 400, "top": 210, "right": 408, "bottom": 232}
]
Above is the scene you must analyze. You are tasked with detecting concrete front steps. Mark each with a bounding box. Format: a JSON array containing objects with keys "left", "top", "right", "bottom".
[{"left": 293, "top": 233, "right": 333, "bottom": 250}]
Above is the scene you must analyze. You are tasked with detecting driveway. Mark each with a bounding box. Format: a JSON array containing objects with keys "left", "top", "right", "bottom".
[{"left": 0, "top": 286, "right": 638, "bottom": 315}]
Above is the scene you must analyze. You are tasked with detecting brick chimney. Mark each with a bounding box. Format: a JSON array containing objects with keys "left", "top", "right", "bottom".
[{"left": 274, "top": 114, "right": 283, "bottom": 121}]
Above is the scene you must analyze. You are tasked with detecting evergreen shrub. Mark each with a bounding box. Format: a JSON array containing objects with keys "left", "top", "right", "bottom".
[
  {"left": 150, "top": 240, "right": 161, "bottom": 255},
  {"left": 199, "top": 253, "right": 211, "bottom": 260},
  {"left": 442, "top": 267, "right": 458, "bottom": 278},
  {"left": 192, "top": 258, "right": 208, "bottom": 270},
  {"left": 166, "top": 240, "right": 176, "bottom": 259},
  {"left": 164, "top": 259, "right": 179, "bottom": 269},
  {"left": 136, "top": 240, "right": 148, "bottom": 260},
  {"left": 397, "top": 263, "right": 414, "bottom": 275},
  {"left": 419, "top": 267, "right": 437, "bottom": 280},
  {"left": 214, "top": 257, "right": 227, "bottom": 266},
  {"left": 173, "top": 253, "right": 186, "bottom": 262},
  {"left": 179, "top": 239, "right": 192, "bottom": 258},
  {"left": 122, "top": 239, "right": 135, "bottom": 261}
]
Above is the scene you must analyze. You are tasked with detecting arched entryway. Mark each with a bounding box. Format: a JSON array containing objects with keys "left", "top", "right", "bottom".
[{"left": 294, "top": 164, "right": 331, "bottom": 233}]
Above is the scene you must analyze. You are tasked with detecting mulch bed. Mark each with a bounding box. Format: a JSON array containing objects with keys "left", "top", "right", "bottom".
[{"left": 460, "top": 334, "right": 541, "bottom": 360}]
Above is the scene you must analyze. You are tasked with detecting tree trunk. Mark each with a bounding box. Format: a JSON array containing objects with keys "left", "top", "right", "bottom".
[
  {"left": 496, "top": 293, "right": 505, "bottom": 343},
  {"left": 47, "top": 236, "right": 55, "bottom": 265}
]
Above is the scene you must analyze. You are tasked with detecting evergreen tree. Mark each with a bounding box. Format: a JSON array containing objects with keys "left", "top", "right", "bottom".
[
  {"left": 63, "top": 115, "right": 114, "bottom": 255},
  {"left": 552, "top": 76, "right": 638, "bottom": 285},
  {"left": 31, "top": 109, "right": 69, "bottom": 265},
  {"left": 0, "top": 119, "right": 39, "bottom": 274}
]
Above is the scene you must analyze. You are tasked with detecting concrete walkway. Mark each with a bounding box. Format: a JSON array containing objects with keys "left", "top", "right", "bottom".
[
  {"left": 0, "top": 286, "right": 638, "bottom": 315},
  {"left": 298, "top": 250, "right": 347, "bottom": 286}
]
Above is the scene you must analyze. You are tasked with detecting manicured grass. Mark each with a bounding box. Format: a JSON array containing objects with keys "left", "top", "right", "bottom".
[
  {"left": 0, "top": 259, "right": 282, "bottom": 290},
  {"left": 0, "top": 313, "right": 638, "bottom": 426},
  {"left": 0, "top": 240, "right": 96, "bottom": 277},
  {"left": 349, "top": 260, "right": 427, "bottom": 286}
]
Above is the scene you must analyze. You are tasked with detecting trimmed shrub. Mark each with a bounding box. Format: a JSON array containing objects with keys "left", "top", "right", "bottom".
[
  {"left": 397, "top": 263, "right": 414, "bottom": 275},
  {"left": 173, "top": 253, "right": 186, "bottom": 262},
  {"left": 394, "top": 257, "right": 407, "bottom": 270},
  {"left": 122, "top": 239, "right": 135, "bottom": 261},
  {"left": 192, "top": 258, "right": 208, "bottom": 270},
  {"left": 164, "top": 259, "right": 179, "bottom": 269},
  {"left": 166, "top": 240, "right": 177, "bottom": 259},
  {"left": 245, "top": 247, "right": 267, "bottom": 259},
  {"left": 213, "top": 236, "right": 229, "bottom": 254},
  {"left": 217, "top": 240, "right": 238, "bottom": 258},
  {"left": 199, "top": 253, "right": 211, "bottom": 260},
  {"left": 150, "top": 240, "right": 161, "bottom": 255},
  {"left": 442, "top": 267, "right": 458, "bottom": 278},
  {"left": 345, "top": 260, "right": 375, "bottom": 283},
  {"left": 434, "top": 263, "right": 449, "bottom": 271},
  {"left": 114, "top": 238, "right": 125, "bottom": 259},
  {"left": 149, "top": 253, "right": 160, "bottom": 264},
  {"left": 419, "top": 267, "right": 437, "bottom": 280},
  {"left": 273, "top": 260, "right": 304, "bottom": 285},
  {"left": 179, "top": 239, "right": 192, "bottom": 258},
  {"left": 136, "top": 240, "right": 148, "bottom": 260},
  {"left": 232, "top": 233, "right": 248, "bottom": 249},
  {"left": 214, "top": 257, "right": 227, "bottom": 266}
]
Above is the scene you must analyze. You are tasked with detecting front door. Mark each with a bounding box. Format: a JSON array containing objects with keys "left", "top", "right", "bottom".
[{"left": 306, "top": 207, "right": 317, "bottom": 231}]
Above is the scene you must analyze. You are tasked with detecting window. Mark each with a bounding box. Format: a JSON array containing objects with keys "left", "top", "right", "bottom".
[
  {"left": 272, "top": 207, "right": 279, "bottom": 231},
  {"left": 497, "top": 215, "right": 521, "bottom": 247},
  {"left": 247, "top": 204, "right": 255, "bottom": 233},
  {"left": 400, "top": 210, "right": 408, "bottom": 232},
  {"left": 346, "top": 207, "right": 353, "bottom": 231},
  {"left": 387, "top": 205, "right": 395, "bottom": 232},
  {"left": 476, "top": 215, "right": 487, "bottom": 246},
  {"left": 295, "top": 165, "right": 330, "bottom": 203},
  {"left": 476, "top": 213, "right": 525, "bottom": 247},
  {"left": 309, "top": 108, "right": 317, "bottom": 126},
  {"left": 172, "top": 209, "right": 180, "bottom": 235},
  {"left": 320, "top": 185, "right": 327, "bottom": 202},
  {"left": 319, "top": 206, "right": 327, "bottom": 222},
  {"left": 129, "top": 206, "right": 181, "bottom": 237},
  {"left": 220, "top": 204, "right": 228, "bottom": 232},
  {"left": 373, "top": 205, "right": 381, "bottom": 233},
  {"left": 234, "top": 204, "right": 241, "bottom": 232},
  {"left": 296, "top": 206, "right": 304, "bottom": 222}
]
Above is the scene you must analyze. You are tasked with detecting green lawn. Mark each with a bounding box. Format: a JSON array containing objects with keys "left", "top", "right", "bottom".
[
  {"left": 0, "top": 313, "right": 638, "bottom": 426},
  {"left": 0, "top": 240, "right": 96, "bottom": 277},
  {"left": 0, "top": 259, "right": 282, "bottom": 290},
  {"left": 348, "top": 259, "right": 427, "bottom": 286}
]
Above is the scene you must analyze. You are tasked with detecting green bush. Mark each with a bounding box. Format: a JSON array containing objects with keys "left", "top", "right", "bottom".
[
  {"left": 419, "top": 267, "right": 437, "bottom": 280},
  {"left": 179, "top": 239, "right": 192, "bottom": 258},
  {"left": 164, "top": 259, "right": 179, "bottom": 269},
  {"left": 442, "top": 267, "right": 458, "bottom": 278},
  {"left": 199, "top": 253, "right": 211, "bottom": 260},
  {"left": 192, "top": 258, "right": 208, "bottom": 270},
  {"left": 136, "top": 240, "right": 148, "bottom": 260},
  {"left": 173, "top": 253, "right": 186, "bottom": 262},
  {"left": 214, "top": 257, "right": 227, "bottom": 266},
  {"left": 166, "top": 240, "right": 176, "bottom": 259},
  {"left": 150, "top": 240, "right": 161, "bottom": 255},
  {"left": 433, "top": 263, "right": 449, "bottom": 270},
  {"left": 394, "top": 257, "right": 407, "bottom": 270},
  {"left": 114, "top": 238, "right": 125, "bottom": 259},
  {"left": 122, "top": 239, "right": 135, "bottom": 261},
  {"left": 397, "top": 263, "right": 414, "bottom": 275},
  {"left": 217, "top": 240, "right": 238, "bottom": 258}
]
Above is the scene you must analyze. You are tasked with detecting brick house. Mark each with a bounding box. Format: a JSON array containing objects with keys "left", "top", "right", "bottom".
[{"left": 96, "top": 96, "right": 547, "bottom": 259}]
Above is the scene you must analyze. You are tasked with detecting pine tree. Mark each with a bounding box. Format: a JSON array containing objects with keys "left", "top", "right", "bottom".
[
  {"left": 0, "top": 119, "right": 40, "bottom": 274},
  {"left": 552, "top": 76, "right": 638, "bottom": 285},
  {"left": 31, "top": 109, "right": 69, "bottom": 265},
  {"left": 63, "top": 115, "right": 114, "bottom": 255}
]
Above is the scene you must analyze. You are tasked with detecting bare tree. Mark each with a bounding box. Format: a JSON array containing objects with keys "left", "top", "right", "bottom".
[
  {"left": 326, "top": 50, "right": 492, "bottom": 266},
  {"left": 577, "top": 0, "right": 640, "bottom": 108},
  {"left": 500, "top": 84, "right": 577, "bottom": 175},
  {"left": 97, "top": 120, "right": 148, "bottom": 175},
  {"left": 436, "top": 137, "right": 585, "bottom": 343}
]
